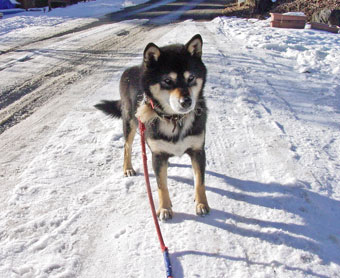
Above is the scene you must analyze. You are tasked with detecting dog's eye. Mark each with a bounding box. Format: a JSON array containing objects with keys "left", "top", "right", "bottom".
[
  {"left": 188, "top": 75, "right": 196, "bottom": 84},
  {"left": 162, "top": 78, "right": 173, "bottom": 86}
]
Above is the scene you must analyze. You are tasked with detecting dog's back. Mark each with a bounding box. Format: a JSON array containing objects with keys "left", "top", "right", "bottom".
[
  {"left": 119, "top": 66, "right": 143, "bottom": 121},
  {"left": 95, "top": 66, "right": 142, "bottom": 120}
]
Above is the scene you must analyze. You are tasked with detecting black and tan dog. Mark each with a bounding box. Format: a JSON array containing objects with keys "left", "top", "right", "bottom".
[{"left": 95, "top": 34, "right": 209, "bottom": 220}]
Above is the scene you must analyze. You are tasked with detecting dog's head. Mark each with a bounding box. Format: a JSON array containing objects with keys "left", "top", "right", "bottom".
[{"left": 142, "top": 34, "right": 207, "bottom": 115}]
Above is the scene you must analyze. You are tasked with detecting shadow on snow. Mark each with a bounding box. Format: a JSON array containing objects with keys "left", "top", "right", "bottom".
[{"left": 167, "top": 163, "right": 340, "bottom": 276}]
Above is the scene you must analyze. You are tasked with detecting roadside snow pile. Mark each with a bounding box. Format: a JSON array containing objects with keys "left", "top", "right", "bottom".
[{"left": 215, "top": 17, "right": 340, "bottom": 75}]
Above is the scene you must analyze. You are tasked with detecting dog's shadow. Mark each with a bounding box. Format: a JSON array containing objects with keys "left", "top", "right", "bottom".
[
  {"left": 170, "top": 249, "right": 330, "bottom": 278},
  {"left": 165, "top": 163, "right": 340, "bottom": 277}
]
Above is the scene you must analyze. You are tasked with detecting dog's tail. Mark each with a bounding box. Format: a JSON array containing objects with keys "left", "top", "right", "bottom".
[{"left": 94, "top": 100, "right": 122, "bottom": 118}]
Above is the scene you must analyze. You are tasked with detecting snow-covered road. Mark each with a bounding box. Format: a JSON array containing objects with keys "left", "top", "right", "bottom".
[{"left": 1, "top": 3, "right": 340, "bottom": 277}]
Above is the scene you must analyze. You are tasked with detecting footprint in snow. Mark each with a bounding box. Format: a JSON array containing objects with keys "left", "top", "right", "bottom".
[{"left": 114, "top": 228, "right": 126, "bottom": 239}]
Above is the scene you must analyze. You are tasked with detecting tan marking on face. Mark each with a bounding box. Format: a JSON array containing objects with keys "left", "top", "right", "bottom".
[
  {"left": 168, "top": 72, "right": 177, "bottom": 81},
  {"left": 189, "top": 78, "right": 203, "bottom": 99},
  {"left": 184, "top": 71, "right": 191, "bottom": 80},
  {"left": 149, "top": 84, "right": 173, "bottom": 114},
  {"left": 170, "top": 88, "right": 182, "bottom": 98},
  {"left": 150, "top": 83, "right": 161, "bottom": 95}
]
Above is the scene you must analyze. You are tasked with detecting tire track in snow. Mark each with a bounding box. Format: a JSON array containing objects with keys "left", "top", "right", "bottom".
[
  {"left": 199, "top": 19, "right": 298, "bottom": 183},
  {"left": 245, "top": 39, "right": 340, "bottom": 198},
  {"left": 0, "top": 21, "right": 150, "bottom": 134}
]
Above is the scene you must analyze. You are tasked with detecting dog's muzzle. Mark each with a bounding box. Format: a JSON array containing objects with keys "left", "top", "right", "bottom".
[
  {"left": 169, "top": 89, "right": 195, "bottom": 114},
  {"left": 180, "top": 96, "right": 192, "bottom": 109}
]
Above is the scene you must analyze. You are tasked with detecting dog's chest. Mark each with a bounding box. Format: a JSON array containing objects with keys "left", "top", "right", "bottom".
[
  {"left": 147, "top": 133, "right": 204, "bottom": 156},
  {"left": 147, "top": 115, "right": 204, "bottom": 156}
]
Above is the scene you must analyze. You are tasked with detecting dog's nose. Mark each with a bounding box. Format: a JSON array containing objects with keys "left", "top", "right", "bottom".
[{"left": 180, "top": 96, "right": 192, "bottom": 109}]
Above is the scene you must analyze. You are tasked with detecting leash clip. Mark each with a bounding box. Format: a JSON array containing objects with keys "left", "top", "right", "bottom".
[{"left": 143, "top": 94, "right": 155, "bottom": 109}]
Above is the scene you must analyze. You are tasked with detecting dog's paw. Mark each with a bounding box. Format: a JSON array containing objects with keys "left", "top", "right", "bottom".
[
  {"left": 124, "top": 168, "right": 136, "bottom": 177},
  {"left": 157, "top": 208, "right": 173, "bottom": 221},
  {"left": 196, "top": 203, "right": 210, "bottom": 216}
]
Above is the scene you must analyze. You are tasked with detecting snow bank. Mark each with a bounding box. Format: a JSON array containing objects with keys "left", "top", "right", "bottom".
[
  {"left": 215, "top": 17, "right": 340, "bottom": 75},
  {"left": 283, "top": 12, "right": 306, "bottom": 17}
]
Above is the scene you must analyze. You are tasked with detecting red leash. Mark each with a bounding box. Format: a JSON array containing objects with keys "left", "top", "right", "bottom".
[{"left": 138, "top": 119, "right": 173, "bottom": 278}]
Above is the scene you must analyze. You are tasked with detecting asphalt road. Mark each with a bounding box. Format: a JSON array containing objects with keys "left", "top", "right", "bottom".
[{"left": 104, "top": 0, "right": 227, "bottom": 24}]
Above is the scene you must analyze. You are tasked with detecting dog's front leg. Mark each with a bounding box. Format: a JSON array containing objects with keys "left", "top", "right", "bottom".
[
  {"left": 152, "top": 153, "right": 173, "bottom": 221},
  {"left": 188, "top": 149, "right": 210, "bottom": 215}
]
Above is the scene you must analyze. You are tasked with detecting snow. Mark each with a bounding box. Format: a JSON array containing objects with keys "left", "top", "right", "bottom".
[
  {"left": 1, "top": 3, "right": 340, "bottom": 278},
  {"left": 1, "top": 0, "right": 147, "bottom": 18},
  {"left": 220, "top": 17, "right": 340, "bottom": 75},
  {"left": 0, "top": 0, "right": 150, "bottom": 53},
  {"left": 282, "top": 12, "right": 306, "bottom": 17}
]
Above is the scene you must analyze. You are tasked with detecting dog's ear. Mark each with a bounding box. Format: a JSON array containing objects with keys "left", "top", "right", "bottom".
[
  {"left": 143, "top": 43, "right": 161, "bottom": 68},
  {"left": 186, "top": 34, "right": 203, "bottom": 58}
]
